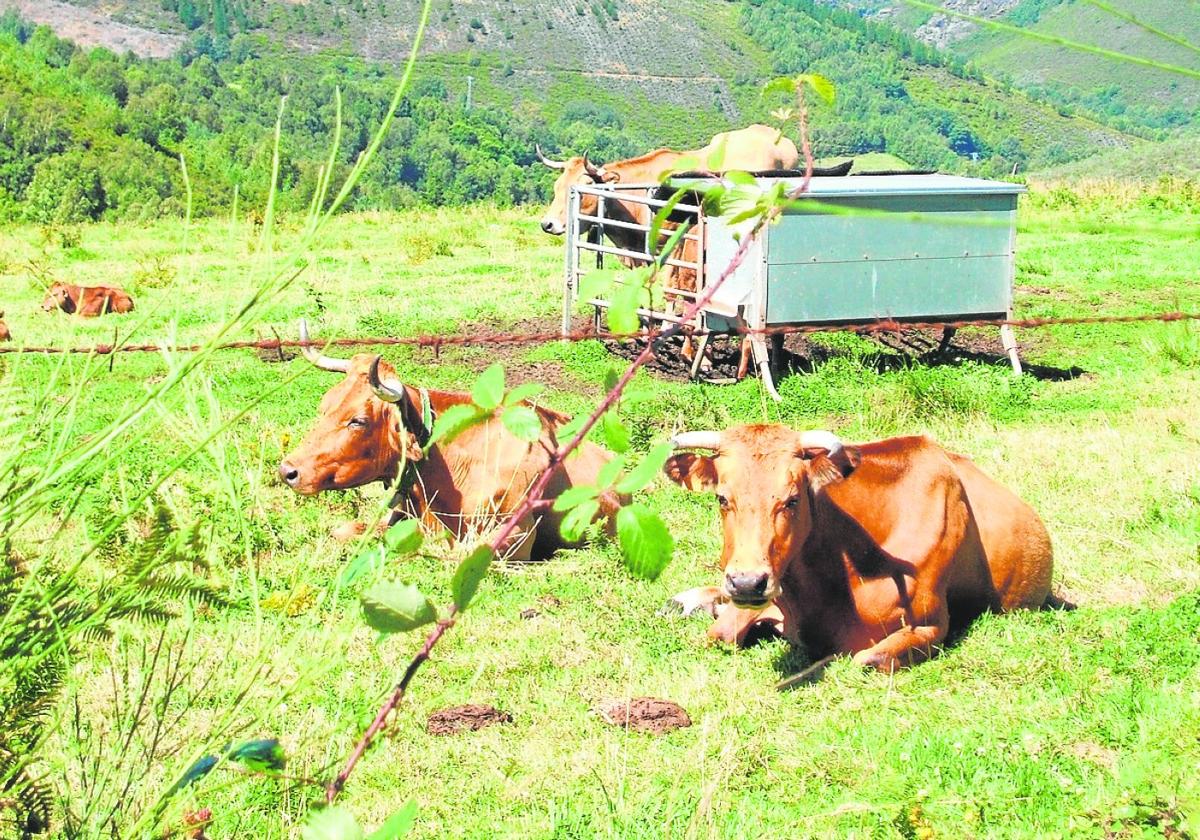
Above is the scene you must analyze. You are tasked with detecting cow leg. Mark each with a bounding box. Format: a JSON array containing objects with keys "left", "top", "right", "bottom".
[
  {"left": 663, "top": 585, "right": 726, "bottom": 617},
  {"left": 708, "top": 603, "right": 785, "bottom": 646},
  {"left": 331, "top": 521, "right": 368, "bottom": 542},
  {"left": 851, "top": 603, "right": 949, "bottom": 671}
]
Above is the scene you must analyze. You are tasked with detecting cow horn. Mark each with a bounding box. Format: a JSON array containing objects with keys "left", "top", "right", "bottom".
[
  {"left": 368, "top": 355, "right": 406, "bottom": 404},
  {"left": 535, "top": 144, "right": 566, "bottom": 170},
  {"left": 298, "top": 319, "right": 350, "bottom": 373},
  {"left": 582, "top": 152, "right": 606, "bottom": 181},
  {"left": 671, "top": 431, "right": 722, "bottom": 450},
  {"left": 798, "top": 430, "right": 844, "bottom": 459}
]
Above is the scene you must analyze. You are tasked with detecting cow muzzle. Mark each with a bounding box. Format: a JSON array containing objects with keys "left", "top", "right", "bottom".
[
  {"left": 723, "top": 570, "right": 779, "bottom": 608},
  {"left": 540, "top": 218, "right": 565, "bottom": 236},
  {"left": 278, "top": 460, "right": 322, "bottom": 495}
]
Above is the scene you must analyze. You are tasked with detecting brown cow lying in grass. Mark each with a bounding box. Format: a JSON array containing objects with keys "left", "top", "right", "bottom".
[
  {"left": 279, "top": 321, "right": 623, "bottom": 560},
  {"left": 0, "top": 311, "right": 10, "bottom": 342},
  {"left": 664, "top": 425, "right": 1055, "bottom": 671},
  {"left": 41, "top": 283, "right": 134, "bottom": 317}
]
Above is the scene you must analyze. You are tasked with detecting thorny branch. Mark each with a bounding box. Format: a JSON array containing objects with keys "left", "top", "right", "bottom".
[{"left": 326, "top": 99, "right": 825, "bottom": 806}]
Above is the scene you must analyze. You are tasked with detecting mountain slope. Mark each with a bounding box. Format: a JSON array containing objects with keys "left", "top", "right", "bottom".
[{"left": 834, "top": 0, "right": 1200, "bottom": 133}]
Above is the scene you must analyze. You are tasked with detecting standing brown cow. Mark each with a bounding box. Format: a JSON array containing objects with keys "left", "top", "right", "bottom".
[
  {"left": 41, "top": 283, "right": 134, "bottom": 317},
  {"left": 279, "top": 321, "right": 624, "bottom": 560},
  {"left": 664, "top": 425, "right": 1055, "bottom": 671}
]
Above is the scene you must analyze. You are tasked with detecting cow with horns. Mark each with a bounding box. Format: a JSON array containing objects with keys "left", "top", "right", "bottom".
[
  {"left": 537, "top": 125, "right": 797, "bottom": 370},
  {"left": 278, "top": 321, "right": 624, "bottom": 560},
  {"left": 664, "top": 425, "right": 1056, "bottom": 670}
]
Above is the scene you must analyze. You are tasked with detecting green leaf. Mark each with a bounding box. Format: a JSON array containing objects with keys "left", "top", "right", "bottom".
[
  {"left": 430, "top": 403, "right": 487, "bottom": 446},
  {"left": 602, "top": 411, "right": 631, "bottom": 454},
  {"left": 603, "top": 365, "right": 620, "bottom": 391},
  {"left": 302, "top": 806, "right": 364, "bottom": 840},
  {"left": 615, "top": 442, "right": 673, "bottom": 494},
  {"left": 452, "top": 545, "right": 494, "bottom": 611},
  {"left": 471, "top": 363, "right": 505, "bottom": 411},
  {"left": 616, "top": 503, "right": 674, "bottom": 581},
  {"left": 761, "top": 76, "right": 797, "bottom": 97},
  {"left": 607, "top": 279, "right": 642, "bottom": 336},
  {"left": 384, "top": 520, "right": 423, "bottom": 555},
  {"left": 557, "top": 413, "right": 587, "bottom": 445},
  {"left": 595, "top": 453, "right": 625, "bottom": 489},
  {"left": 667, "top": 155, "right": 700, "bottom": 175},
  {"left": 341, "top": 543, "right": 386, "bottom": 585},
  {"left": 798, "top": 72, "right": 836, "bottom": 104},
  {"left": 366, "top": 801, "right": 417, "bottom": 840},
  {"left": 503, "top": 382, "right": 545, "bottom": 406},
  {"left": 227, "top": 739, "right": 286, "bottom": 772},
  {"left": 649, "top": 189, "right": 688, "bottom": 257},
  {"left": 723, "top": 170, "right": 757, "bottom": 187},
  {"left": 705, "top": 134, "right": 728, "bottom": 171},
  {"left": 578, "top": 268, "right": 619, "bottom": 302},
  {"left": 360, "top": 580, "right": 437, "bottom": 634},
  {"left": 501, "top": 405, "right": 542, "bottom": 442},
  {"left": 560, "top": 498, "right": 601, "bottom": 542},
  {"left": 551, "top": 484, "right": 600, "bottom": 512}
]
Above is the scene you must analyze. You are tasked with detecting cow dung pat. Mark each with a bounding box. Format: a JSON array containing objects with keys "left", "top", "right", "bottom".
[
  {"left": 426, "top": 704, "right": 512, "bottom": 736},
  {"left": 596, "top": 697, "right": 691, "bottom": 734}
]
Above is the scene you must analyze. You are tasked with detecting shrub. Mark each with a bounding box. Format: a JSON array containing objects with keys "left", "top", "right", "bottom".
[{"left": 24, "top": 152, "right": 106, "bottom": 224}]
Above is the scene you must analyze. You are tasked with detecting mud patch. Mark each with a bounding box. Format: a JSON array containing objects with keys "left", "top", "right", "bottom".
[
  {"left": 255, "top": 344, "right": 297, "bottom": 364},
  {"left": 596, "top": 697, "right": 691, "bottom": 734},
  {"left": 426, "top": 704, "right": 513, "bottom": 736}
]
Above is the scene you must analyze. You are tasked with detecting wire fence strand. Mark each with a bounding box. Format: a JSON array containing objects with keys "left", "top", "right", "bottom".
[{"left": 1, "top": 310, "right": 1198, "bottom": 358}]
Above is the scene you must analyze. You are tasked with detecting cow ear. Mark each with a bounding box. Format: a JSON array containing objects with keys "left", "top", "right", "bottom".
[
  {"left": 663, "top": 452, "right": 717, "bottom": 492},
  {"left": 601, "top": 170, "right": 620, "bottom": 183},
  {"left": 803, "top": 446, "right": 861, "bottom": 493},
  {"left": 398, "top": 428, "right": 424, "bottom": 463}
]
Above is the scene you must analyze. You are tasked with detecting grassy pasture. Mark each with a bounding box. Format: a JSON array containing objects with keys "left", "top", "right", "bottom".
[{"left": 1, "top": 188, "right": 1199, "bottom": 838}]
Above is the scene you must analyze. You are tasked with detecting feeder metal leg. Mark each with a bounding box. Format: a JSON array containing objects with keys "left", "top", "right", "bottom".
[
  {"left": 689, "top": 332, "right": 711, "bottom": 380},
  {"left": 1000, "top": 324, "right": 1023, "bottom": 375},
  {"left": 749, "top": 334, "right": 782, "bottom": 402},
  {"left": 938, "top": 326, "right": 957, "bottom": 355}
]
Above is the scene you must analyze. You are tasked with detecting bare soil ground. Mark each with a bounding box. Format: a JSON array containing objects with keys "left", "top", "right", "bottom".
[{"left": 0, "top": 0, "right": 183, "bottom": 58}]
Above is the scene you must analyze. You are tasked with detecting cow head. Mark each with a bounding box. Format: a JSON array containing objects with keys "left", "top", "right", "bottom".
[
  {"left": 664, "top": 425, "right": 859, "bottom": 608},
  {"left": 279, "top": 321, "right": 424, "bottom": 495},
  {"left": 42, "top": 284, "right": 73, "bottom": 313},
  {"left": 536, "top": 145, "right": 618, "bottom": 236}
]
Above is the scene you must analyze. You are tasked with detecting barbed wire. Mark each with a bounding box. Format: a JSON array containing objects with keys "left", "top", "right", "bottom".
[{"left": 1, "top": 309, "right": 1197, "bottom": 358}]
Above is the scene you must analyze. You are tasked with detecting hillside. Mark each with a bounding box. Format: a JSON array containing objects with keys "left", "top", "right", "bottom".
[
  {"left": 835, "top": 0, "right": 1200, "bottom": 134},
  {"left": 1029, "top": 135, "right": 1200, "bottom": 182},
  {"left": 0, "top": 0, "right": 1150, "bottom": 225}
]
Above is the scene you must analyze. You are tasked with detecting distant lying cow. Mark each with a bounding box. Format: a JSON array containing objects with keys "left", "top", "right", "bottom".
[
  {"left": 664, "top": 425, "right": 1055, "bottom": 671},
  {"left": 279, "top": 321, "right": 624, "bottom": 560},
  {"left": 0, "top": 311, "right": 10, "bottom": 342},
  {"left": 41, "top": 283, "right": 134, "bottom": 317}
]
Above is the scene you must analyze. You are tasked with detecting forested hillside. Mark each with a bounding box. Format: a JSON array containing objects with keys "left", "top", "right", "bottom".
[
  {"left": 0, "top": 0, "right": 1146, "bottom": 225},
  {"left": 832, "top": 0, "right": 1200, "bottom": 136}
]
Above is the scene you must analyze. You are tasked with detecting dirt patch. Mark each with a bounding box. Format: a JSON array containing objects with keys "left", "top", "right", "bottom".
[
  {"left": 426, "top": 704, "right": 512, "bottom": 736},
  {"left": 0, "top": 0, "right": 185, "bottom": 58},
  {"left": 595, "top": 697, "right": 691, "bottom": 734},
  {"left": 255, "top": 344, "right": 297, "bottom": 364}
]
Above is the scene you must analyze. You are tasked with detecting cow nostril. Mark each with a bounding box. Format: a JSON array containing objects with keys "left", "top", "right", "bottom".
[
  {"left": 726, "top": 572, "right": 770, "bottom": 598},
  {"left": 540, "top": 220, "right": 554, "bottom": 233},
  {"left": 279, "top": 463, "right": 300, "bottom": 486}
]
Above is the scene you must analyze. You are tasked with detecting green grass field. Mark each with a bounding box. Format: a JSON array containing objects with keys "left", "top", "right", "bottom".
[{"left": 2, "top": 186, "right": 1199, "bottom": 838}]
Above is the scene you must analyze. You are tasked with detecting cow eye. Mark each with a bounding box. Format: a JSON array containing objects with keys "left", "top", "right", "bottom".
[
  {"left": 348, "top": 416, "right": 368, "bottom": 428},
  {"left": 715, "top": 494, "right": 729, "bottom": 510},
  {"left": 784, "top": 495, "right": 803, "bottom": 511}
]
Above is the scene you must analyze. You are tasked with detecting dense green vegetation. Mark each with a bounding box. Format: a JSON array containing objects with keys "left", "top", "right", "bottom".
[
  {"left": 0, "top": 0, "right": 1151, "bottom": 225},
  {"left": 937, "top": 0, "right": 1200, "bottom": 135}
]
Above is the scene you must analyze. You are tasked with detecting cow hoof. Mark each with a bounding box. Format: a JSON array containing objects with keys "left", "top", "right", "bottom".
[
  {"left": 852, "top": 649, "right": 895, "bottom": 672},
  {"left": 332, "top": 521, "right": 368, "bottom": 542},
  {"left": 663, "top": 587, "right": 725, "bottom": 618}
]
